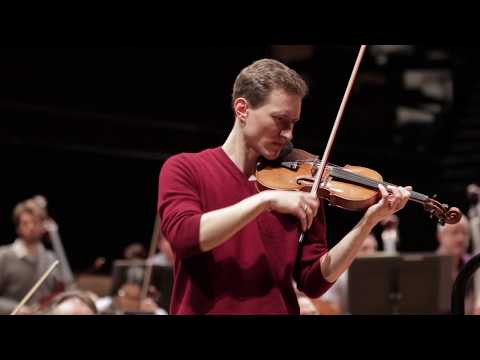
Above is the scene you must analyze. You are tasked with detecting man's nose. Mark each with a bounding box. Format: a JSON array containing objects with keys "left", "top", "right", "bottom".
[{"left": 280, "top": 128, "right": 293, "bottom": 141}]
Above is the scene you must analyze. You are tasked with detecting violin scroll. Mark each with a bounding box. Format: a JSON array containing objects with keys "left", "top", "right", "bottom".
[{"left": 423, "top": 197, "right": 462, "bottom": 225}]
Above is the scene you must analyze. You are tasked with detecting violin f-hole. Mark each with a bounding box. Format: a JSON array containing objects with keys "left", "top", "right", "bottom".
[{"left": 296, "top": 177, "right": 314, "bottom": 186}]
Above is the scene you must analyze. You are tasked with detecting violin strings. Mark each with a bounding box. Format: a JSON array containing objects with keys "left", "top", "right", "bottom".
[
  {"left": 327, "top": 166, "right": 428, "bottom": 203},
  {"left": 283, "top": 160, "right": 428, "bottom": 203}
]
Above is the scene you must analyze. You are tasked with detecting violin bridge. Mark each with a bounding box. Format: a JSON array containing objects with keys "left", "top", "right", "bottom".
[{"left": 280, "top": 161, "right": 299, "bottom": 171}]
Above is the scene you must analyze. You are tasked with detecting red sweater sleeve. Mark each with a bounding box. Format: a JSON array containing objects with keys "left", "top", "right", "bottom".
[
  {"left": 157, "top": 154, "right": 203, "bottom": 259},
  {"left": 293, "top": 202, "right": 334, "bottom": 298}
]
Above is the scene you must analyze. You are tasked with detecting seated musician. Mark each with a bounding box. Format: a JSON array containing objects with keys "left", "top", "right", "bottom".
[
  {"left": 0, "top": 199, "right": 65, "bottom": 314},
  {"left": 94, "top": 242, "right": 169, "bottom": 315}
]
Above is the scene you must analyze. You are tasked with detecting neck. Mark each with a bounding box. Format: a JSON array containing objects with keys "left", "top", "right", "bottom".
[
  {"left": 20, "top": 238, "right": 41, "bottom": 256},
  {"left": 222, "top": 120, "right": 259, "bottom": 177}
]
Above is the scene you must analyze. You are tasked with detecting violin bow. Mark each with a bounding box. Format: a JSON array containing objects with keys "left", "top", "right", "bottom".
[
  {"left": 140, "top": 214, "right": 161, "bottom": 303},
  {"left": 11, "top": 260, "right": 59, "bottom": 315},
  {"left": 299, "top": 45, "right": 367, "bottom": 243}
]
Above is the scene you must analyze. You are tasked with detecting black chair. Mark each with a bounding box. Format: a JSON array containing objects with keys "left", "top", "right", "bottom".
[{"left": 451, "top": 253, "right": 480, "bottom": 315}]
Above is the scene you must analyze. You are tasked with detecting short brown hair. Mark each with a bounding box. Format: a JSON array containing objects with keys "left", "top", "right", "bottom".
[
  {"left": 12, "top": 199, "right": 47, "bottom": 227},
  {"left": 232, "top": 58, "right": 309, "bottom": 110}
]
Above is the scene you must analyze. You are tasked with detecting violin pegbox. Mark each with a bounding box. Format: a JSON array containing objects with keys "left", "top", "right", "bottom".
[{"left": 424, "top": 196, "right": 462, "bottom": 225}]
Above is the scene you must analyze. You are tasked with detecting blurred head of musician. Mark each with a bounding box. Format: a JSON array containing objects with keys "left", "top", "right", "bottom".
[
  {"left": 123, "top": 243, "right": 147, "bottom": 260},
  {"left": 48, "top": 290, "right": 98, "bottom": 315},
  {"left": 13, "top": 200, "right": 48, "bottom": 249},
  {"left": 436, "top": 215, "right": 470, "bottom": 269}
]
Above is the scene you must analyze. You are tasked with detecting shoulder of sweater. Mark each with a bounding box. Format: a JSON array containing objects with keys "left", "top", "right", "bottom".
[{"left": 164, "top": 148, "right": 218, "bottom": 168}]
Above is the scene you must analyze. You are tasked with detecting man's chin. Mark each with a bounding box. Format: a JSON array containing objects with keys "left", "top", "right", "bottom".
[
  {"left": 261, "top": 147, "right": 282, "bottom": 160},
  {"left": 263, "top": 152, "right": 280, "bottom": 160}
]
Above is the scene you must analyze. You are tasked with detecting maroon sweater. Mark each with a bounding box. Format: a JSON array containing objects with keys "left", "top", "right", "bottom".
[{"left": 158, "top": 147, "right": 332, "bottom": 314}]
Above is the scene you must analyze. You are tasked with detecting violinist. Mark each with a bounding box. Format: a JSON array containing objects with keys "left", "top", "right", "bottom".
[
  {"left": 0, "top": 199, "right": 65, "bottom": 314},
  {"left": 158, "top": 58, "right": 412, "bottom": 315}
]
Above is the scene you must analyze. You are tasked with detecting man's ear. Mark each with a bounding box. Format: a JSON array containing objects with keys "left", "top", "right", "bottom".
[{"left": 233, "top": 98, "right": 248, "bottom": 122}]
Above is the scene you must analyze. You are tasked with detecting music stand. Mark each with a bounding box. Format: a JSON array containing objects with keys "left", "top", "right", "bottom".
[{"left": 348, "top": 253, "right": 454, "bottom": 314}]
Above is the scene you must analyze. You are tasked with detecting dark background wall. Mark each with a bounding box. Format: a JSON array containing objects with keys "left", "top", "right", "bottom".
[{"left": 1, "top": 46, "right": 478, "bottom": 274}]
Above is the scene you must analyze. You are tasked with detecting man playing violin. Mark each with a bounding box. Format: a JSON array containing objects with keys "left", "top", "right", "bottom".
[{"left": 158, "top": 58, "right": 411, "bottom": 314}]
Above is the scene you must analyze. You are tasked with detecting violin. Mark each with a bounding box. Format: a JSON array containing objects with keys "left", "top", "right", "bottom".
[
  {"left": 256, "top": 147, "right": 461, "bottom": 225},
  {"left": 256, "top": 45, "right": 461, "bottom": 231}
]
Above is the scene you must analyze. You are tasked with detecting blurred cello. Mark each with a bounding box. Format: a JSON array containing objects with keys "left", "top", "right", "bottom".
[{"left": 30, "top": 195, "right": 75, "bottom": 286}]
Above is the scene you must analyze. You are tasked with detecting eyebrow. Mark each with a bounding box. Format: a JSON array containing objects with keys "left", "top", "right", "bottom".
[{"left": 271, "top": 112, "right": 299, "bottom": 123}]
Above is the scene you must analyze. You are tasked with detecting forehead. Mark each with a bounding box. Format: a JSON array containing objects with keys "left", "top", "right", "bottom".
[
  {"left": 19, "top": 211, "right": 40, "bottom": 222},
  {"left": 262, "top": 89, "right": 302, "bottom": 115},
  {"left": 56, "top": 298, "right": 93, "bottom": 314}
]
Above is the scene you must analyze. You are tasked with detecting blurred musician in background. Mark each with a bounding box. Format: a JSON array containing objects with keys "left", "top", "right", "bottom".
[
  {"left": 436, "top": 214, "right": 476, "bottom": 314},
  {"left": 0, "top": 198, "right": 66, "bottom": 314},
  {"left": 467, "top": 183, "right": 480, "bottom": 314},
  {"left": 307, "top": 234, "right": 379, "bottom": 315}
]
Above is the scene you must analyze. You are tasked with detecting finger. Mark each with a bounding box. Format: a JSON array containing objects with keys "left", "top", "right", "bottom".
[
  {"left": 379, "top": 184, "right": 392, "bottom": 209},
  {"left": 305, "top": 197, "right": 320, "bottom": 218},
  {"left": 297, "top": 208, "right": 307, "bottom": 232},
  {"left": 398, "top": 187, "right": 411, "bottom": 208},
  {"left": 303, "top": 194, "right": 318, "bottom": 205},
  {"left": 312, "top": 201, "right": 319, "bottom": 218},
  {"left": 378, "top": 184, "right": 389, "bottom": 199},
  {"left": 305, "top": 193, "right": 318, "bottom": 202},
  {"left": 398, "top": 186, "right": 410, "bottom": 200},
  {"left": 305, "top": 206, "right": 314, "bottom": 229},
  {"left": 299, "top": 202, "right": 313, "bottom": 230},
  {"left": 387, "top": 186, "right": 402, "bottom": 209},
  {"left": 303, "top": 206, "right": 310, "bottom": 229},
  {"left": 388, "top": 185, "right": 400, "bottom": 199}
]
